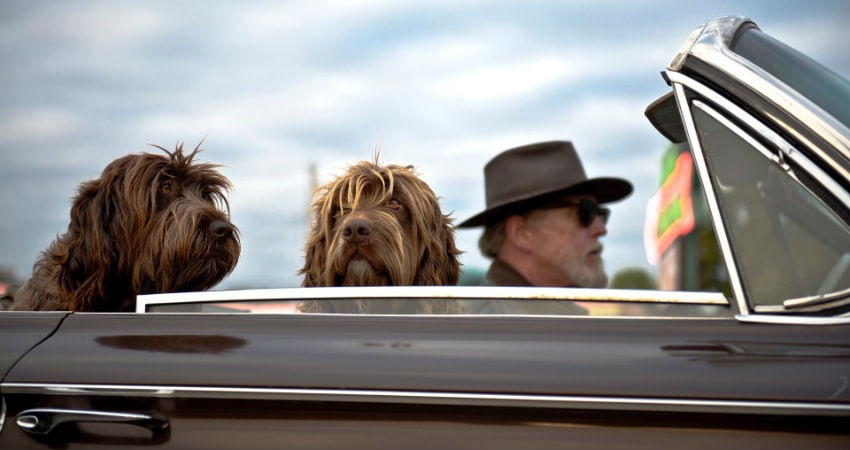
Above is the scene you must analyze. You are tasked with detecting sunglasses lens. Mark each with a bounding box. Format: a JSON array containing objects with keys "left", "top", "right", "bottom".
[
  {"left": 578, "top": 200, "right": 609, "bottom": 227},
  {"left": 598, "top": 206, "right": 610, "bottom": 224},
  {"left": 545, "top": 199, "right": 610, "bottom": 227}
]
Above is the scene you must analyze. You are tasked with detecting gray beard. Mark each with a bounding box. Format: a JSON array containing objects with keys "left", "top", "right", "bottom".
[{"left": 569, "top": 262, "right": 608, "bottom": 288}]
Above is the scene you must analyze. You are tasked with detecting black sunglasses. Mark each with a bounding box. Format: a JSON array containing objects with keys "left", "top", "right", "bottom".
[{"left": 544, "top": 198, "right": 610, "bottom": 227}]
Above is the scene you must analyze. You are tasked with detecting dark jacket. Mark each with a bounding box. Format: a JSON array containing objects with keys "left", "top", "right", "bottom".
[
  {"left": 484, "top": 258, "right": 533, "bottom": 286},
  {"left": 464, "top": 259, "right": 589, "bottom": 315}
]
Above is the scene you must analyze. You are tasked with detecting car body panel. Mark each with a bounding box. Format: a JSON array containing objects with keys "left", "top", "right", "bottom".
[
  {"left": 0, "top": 397, "right": 846, "bottom": 450},
  {"left": 3, "top": 313, "right": 849, "bottom": 407},
  {"left": 2, "top": 313, "right": 848, "bottom": 449},
  {"left": 0, "top": 313, "right": 66, "bottom": 379}
]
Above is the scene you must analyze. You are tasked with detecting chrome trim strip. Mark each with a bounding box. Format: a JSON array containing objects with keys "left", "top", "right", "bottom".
[
  {"left": 2, "top": 383, "right": 847, "bottom": 417},
  {"left": 686, "top": 18, "right": 850, "bottom": 164},
  {"left": 136, "top": 286, "right": 729, "bottom": 313},
  {"left": 1, "top": 396, "right": 5, "bottom": 433},
  {"left": 670, "top": 82, "right": 749, "bottom": 316},
  {"left": 735, "top": 314, "right": 850, "bottom": 325},
  {"left": 667, "top": 71, "right": 850, "bottom": 209}
]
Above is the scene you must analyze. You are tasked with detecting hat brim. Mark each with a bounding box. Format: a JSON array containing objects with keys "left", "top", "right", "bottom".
[{"left": 457, "top": 177, "right": 633, "bottom": 228}]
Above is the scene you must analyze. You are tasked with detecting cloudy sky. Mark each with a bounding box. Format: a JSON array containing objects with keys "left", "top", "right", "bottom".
[{"left": 1, "top": 0, "right": 848, "bottom": 290}]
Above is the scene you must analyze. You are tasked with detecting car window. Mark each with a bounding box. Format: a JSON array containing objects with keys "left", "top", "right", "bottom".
[{"left": 691, "top": 102, "right": 850, "bottom": 310}]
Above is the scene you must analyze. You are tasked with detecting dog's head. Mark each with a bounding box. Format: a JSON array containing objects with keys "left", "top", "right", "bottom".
[
  {"left": 300, "top": 160, "right": 460, "bottom": 287},
  {"left": 54, "top": 142, "right": 240, "bottom": 310}
]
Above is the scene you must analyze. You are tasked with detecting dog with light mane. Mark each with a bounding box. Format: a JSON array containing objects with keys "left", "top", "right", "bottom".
[{"left": 298, "top": 159, "right": 461, "bottom": 313}]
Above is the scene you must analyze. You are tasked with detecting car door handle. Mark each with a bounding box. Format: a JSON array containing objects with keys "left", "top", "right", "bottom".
[{"left": 16, "top": 408, "right": 169, "bottom": 435}]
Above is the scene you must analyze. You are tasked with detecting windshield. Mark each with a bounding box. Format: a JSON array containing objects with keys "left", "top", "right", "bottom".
[{"left": 692, "top": 102, "right": 850, "bottom": 310}]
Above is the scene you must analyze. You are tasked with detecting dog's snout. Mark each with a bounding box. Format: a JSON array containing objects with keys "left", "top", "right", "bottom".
[
  {"left": 343, "top": 218, "right": 371, "bottom": 244},
  {"left": 208, "top": 219, "right": 235, "bottom": 239}
]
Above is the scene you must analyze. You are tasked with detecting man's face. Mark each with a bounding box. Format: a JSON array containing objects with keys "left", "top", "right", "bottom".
[{"left": 523, "top": 195, "right": 609, "bottom": 288}]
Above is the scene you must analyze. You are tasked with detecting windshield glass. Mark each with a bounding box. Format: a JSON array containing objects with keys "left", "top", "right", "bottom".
[{"left": 692, "top": 102, "right": 850, "bottom": 309}]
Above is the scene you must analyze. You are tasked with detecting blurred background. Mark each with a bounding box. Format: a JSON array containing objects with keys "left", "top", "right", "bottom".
[{"left": 1, "top": 0, "right": 848, "bottom": 293}]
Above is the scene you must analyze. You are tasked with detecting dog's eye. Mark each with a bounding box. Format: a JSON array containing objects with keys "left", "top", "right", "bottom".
[
  {"left": 160, "top": 181, "right": 173, "bottom": 194},
  {"left": 388, "top": 198, "right": 403, "bottom": 210}
]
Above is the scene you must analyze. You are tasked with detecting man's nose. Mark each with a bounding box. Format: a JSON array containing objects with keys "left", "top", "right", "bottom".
[{"left": 589, "top": 215, "right": 607, "bottom": 236}]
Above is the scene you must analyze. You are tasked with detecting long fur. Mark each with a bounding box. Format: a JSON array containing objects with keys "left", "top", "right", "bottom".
[
  {"left": 298, "top": 159, "right": 462, "bottom": 313},
  {"left": 12, "top": 143, "right": 240, "bottom": 312}
]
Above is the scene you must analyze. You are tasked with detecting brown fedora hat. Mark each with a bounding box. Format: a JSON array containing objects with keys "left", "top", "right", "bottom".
[{"left": 458, "top": 141, "right": 632, "bottom": 228}]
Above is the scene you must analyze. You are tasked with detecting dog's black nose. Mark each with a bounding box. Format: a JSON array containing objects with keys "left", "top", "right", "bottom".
[
  {"left": 343, "top": 218, "right": 371, "bottom": 244},
  {"left": 208, "top": 219, "right": 235, "bottom": 239}
]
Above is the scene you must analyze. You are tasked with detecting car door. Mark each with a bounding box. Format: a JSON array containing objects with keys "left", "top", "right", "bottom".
[
  {"left": 0, "top": 313, "right": 66, "bottom": 379},
  {"left": 2, "top": 308, "right": 849, "bottom": 450}
]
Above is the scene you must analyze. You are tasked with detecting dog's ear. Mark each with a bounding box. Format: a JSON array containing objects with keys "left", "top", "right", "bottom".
[
  {"left": 53, "top": 155, "right": 143, "bottom": 309},
  {"left": 50, "top": 176, "right": 116, "bottom": 309},
  {"left": 299, "top": 194, "right": 335, "bottom": 287},
  {"left": 299, "top": 234, "right": 323, "bottom": 287},
  {"left": 414, "top": 201, "right": 462, "bottom": 286}
]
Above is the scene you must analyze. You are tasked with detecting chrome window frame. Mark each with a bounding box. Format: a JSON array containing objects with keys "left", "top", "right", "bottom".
[
  {"left": 671, "top": 81, "right": 747, "bottom": 316},
  {"left": 670, "top": 16, "right": 850, "bottom": 171},
  {"left": 136, "top": 285, "right": 729, "bottom": 315},
  {"left": 668, "top": 71, "right": 850, "bottom": 324}
]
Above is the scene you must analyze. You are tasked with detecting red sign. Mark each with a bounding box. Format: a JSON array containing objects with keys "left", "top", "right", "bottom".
[{"left": 644, "top": 151, "right": 695, "bottom": 264}]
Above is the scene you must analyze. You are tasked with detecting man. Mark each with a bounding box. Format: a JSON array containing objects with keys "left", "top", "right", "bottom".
[{"left": 459, "top": 140, "right": 632, "bottom": 298}]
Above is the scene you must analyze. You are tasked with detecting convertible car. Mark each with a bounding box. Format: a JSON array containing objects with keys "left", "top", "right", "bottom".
[{"left": 1, "top": 16, "right": 848, "bottom": 449}]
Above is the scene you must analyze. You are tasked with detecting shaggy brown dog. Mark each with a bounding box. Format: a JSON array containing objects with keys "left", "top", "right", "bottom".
[
  {"left": 12, "top": 143, "right": 240, "bottom": 312},
  {"left": 298, "top": 159, "right": 462, "bottom": 314}
]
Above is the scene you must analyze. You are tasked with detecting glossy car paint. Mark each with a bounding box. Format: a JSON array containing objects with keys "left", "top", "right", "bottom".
[
  {"left": 0, "top": 313, "right": 66, "bottom": 378},
  {"left": 2, "top": 313, "right": 849, "bottom": 448}
]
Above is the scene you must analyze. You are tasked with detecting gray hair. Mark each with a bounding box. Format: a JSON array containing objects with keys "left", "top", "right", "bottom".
[
  {"left": 477, "top": 209, "right": 541, "bottom": 258},
  {"left": 477, "top": 219, "right": 507, "bottom": 259}
]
